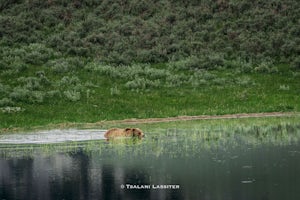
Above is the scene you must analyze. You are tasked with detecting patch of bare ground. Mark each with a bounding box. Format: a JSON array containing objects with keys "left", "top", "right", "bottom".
[{"left": 95, "top": 112, "right": 299, "bottom": 125}]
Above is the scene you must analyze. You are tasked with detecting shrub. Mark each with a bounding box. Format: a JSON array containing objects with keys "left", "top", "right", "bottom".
[
  {"left": 63, "top": 90, "right": 81, "bottom": 101},
  {"left": 47, "top": 59, "right": 71, "bottom": 74},
  {"left": 168, "top": 56, "right": 200, "bottom": 70},
  {"left": 168, "top": 54, "right": 225, "bottom": 71},
  {"left": 189, "top": 77, "right": 207, "bottom": 87},
  {"left": 29, "top": 91, "right": 45, "bottom": 103},
  {"left": 166, "top": 74, "right": 186, "bottom": 88},
  {"left": 46, "top": 90, "right": 61, "bottom": 98},
  {"left": 110, "top": 86, "right": 121, "bottom": 96},
  {"left": 85, "top": 62, "right": 124, "bottom": 78},
  {"left": 0, "top": 83, "right": 10, "bottom": 96},
  {"left": 59, "top": 76, "right": 81, "bottom": 88},
  {"left": 23, "top": 43, "right": 60, "bottom": 65},
  {"left": 0, "top": 98, "right": 14, "bottom": 106},
  {"left": 0, "top": 107, "right": 25, "bottom": 114},
  {"left": 188, "top": 71, "right": 208, "bottom": 87},
  {"left": 9, "top": 87, "right": 45, "bottom": 104},
  {"left": 85, "top": 62, "right": 171, "bottom": 81},
  {"left": 125, "top": 78, "right": 161, "bottom": 90},
  {"left": 279, "top": 85, "right": 290, "bottom": 91},
  {"left": 125, "top": 78, "right": 146, "bottom": 90},
  {"left": 212, "top": 78, "right": 228, "bottom": 86},
  {"left": 199, "top": 54, "right": 225, "bottom": 70},
  {"left": 254, "top": 61, "right": 278, "bottom": 73},
  {"left": 17, "top": 77, "right": 42, "bottom": 91},
  {"left": 46, "top": 57, "right": 84, "bottom": 74},
  {"left": 201, "top": 71, "right": 217, "bottom": 81},
  {"left": 143, "top": 66, "right": 170, "bottom": 79},
  {"left": 9, "top": 87, "right": 31, "bottom": 102},
  {"left": 291, "top": 57, "right": 300, "bottom": 70},
  {"left": 224, "top": 59, "right": 253, "bottom": 73},
  {"left": 10, "top": 60, "right": 28, "bottom": 72},
  {"left": 235, "top": 77, "right": 255, "bottom": 86},
  {"left": 240, "top": 62, "right": 253, "bottom": 73}
]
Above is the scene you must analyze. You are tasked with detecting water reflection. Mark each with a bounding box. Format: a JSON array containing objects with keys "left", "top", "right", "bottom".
[
  {"left": 1, "top": 123, "right": 300, "bottom": 200},
  {"left": 0, "top": 150, "right": 186, "bottom": 200}
]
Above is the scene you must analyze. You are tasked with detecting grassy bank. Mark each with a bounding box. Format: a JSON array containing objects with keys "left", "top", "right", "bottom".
[{"left": 1, "top": 61, "right": 299, "bottom": 130}]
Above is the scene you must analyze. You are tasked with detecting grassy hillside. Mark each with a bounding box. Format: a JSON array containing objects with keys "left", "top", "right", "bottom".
[{"left": 0, "top": 0, "right": 299, "bottom": 129}]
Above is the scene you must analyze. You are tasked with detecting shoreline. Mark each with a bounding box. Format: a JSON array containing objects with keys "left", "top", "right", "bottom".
[{"left": 1, "top": 112, "right": 298, "bottom": 134}]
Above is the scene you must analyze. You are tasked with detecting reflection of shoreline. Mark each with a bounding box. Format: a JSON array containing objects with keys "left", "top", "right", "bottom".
[{"left": 0, "top": 151, "right": 184, "bottom": 200}]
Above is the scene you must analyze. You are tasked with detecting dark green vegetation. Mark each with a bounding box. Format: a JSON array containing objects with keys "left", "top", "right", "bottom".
[{"left": 0, "top": 0, "right": 299, "bottom": 129}]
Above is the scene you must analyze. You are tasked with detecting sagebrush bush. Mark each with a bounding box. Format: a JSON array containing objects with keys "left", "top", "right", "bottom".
[
  {"left": 63, "top": 90, "right": 81, "bottom": 101},
  {"left": 10, "top": 60, "right": 28, "bottom": 72},
  {"left": 17, "top": 77, "right": 42, "bottom": 91},
  {"left": 165, "top": 74, "right": 186, "bottom": 88},
  {"left": 168, "top": 56, "right": 200, "bottom": 70},
  {"left": 9, "top": 87, "right": 45, "bottom": 104},
  {"left": 125, "top": 78, "right": 146, "bottom": 90},
  {"left": 59, "top": 76, "right": 81, "bottom": 88},
  {"left": 47, "top": 59, "right": 71, "bottom": 74},
  {"left": 0, "top": 98, "right": 14, "bottom": 107},
  {"left": 0, "top": 106, "right": 24, "bottom": 114},
  {"left": 291, "top": 57, "right": 300, "bottom": 70},
  {"left": 188, "top": 71, "right": 208, "bottom": 87},
  {"left": 0, "top": 83, "right": 10, "bottom": 96},
  {"left": 254, "top": 61, "right": 278, "bottom": 74},
  {"left": 85, "top": 63, "right": 123, "bottom": 78},
  {"left": 9, "top": 87, "right": 31, "bottom": 102},
  {"left": 212, "top": 78, "right": 228, "bottom": 86},
  {"left": 224, "top": 59, "right": 253, "bottom": 73},
  {"left": 235, "top": 77, "right": 255, "bottom": 87},
  {"left": 46, "top": 57, "right": 85, "bottom": 74},
  {"left": 86, "top": 62, "right": 171, "bottom": 81},
  {"left": 46, "top": 90, "right": 61, "bottom": 98},
  {"left": 29, "top": 91, "right": 45, "bottom": 103},
  {"left": 201, "top": 71, "right": 217, "bottom": 81},
  {"left": 125, "top": 78, "right": 161, "bottom": 90},
  {"left": 143, "top": 67, "right": 170, "bottom": 79},
  {"left": 279, "top": 85, "right": 290, "bottom": 91},
  {"left": 22, "top": 43, "right": 60, "bottom": 65},
  {"left": 110, "top": 86, "right": 121, "bottom": 96},
  {"left": 200, "top": 54, "right": 225, "bottom": 69}
]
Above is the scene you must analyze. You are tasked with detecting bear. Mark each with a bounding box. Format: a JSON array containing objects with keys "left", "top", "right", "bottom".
[{"left": 104, "top": 128, "right": 144, "bottom": 139}]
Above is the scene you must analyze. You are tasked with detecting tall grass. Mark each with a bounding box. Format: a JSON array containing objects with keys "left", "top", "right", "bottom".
[{"left": 1, "top": 118, "right": 299, "bottom": 159}]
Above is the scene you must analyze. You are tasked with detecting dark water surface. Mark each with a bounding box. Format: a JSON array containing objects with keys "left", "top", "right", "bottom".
[{"left": 1, "top": 125, "right": 300, "bottom": 200}]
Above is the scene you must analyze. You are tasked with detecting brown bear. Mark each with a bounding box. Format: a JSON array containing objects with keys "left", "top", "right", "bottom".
[{"left": 104, "top": 128, "right": 144, "bottom": 139}]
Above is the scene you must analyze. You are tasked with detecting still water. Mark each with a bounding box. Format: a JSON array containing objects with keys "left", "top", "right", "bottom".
[{"left": 0, "top": 124, "right": 300, "bottom": 200}]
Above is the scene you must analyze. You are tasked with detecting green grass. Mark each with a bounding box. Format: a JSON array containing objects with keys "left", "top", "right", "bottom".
[{"left": 1, "top": 62, "right": 299, "bottom": 130}]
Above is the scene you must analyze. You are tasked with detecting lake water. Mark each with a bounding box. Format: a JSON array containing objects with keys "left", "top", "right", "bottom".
[{"left": 0, "top": 124, "right": 300, "bottom": 200}]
